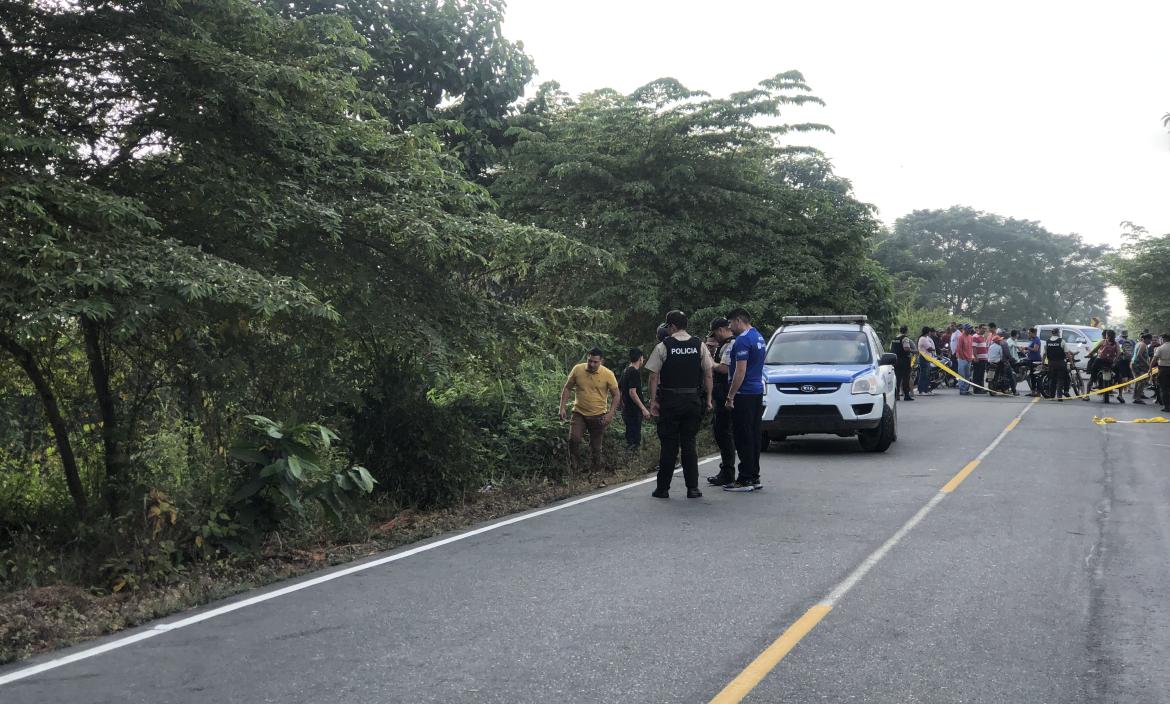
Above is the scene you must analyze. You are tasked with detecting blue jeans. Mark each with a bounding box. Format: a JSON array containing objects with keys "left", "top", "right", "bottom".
[
  {"left": 957, "top": 359, "right": 972, "bottom": 394},
  {"left": 915, "top": 360, "right": 931, "bottom": 394}
]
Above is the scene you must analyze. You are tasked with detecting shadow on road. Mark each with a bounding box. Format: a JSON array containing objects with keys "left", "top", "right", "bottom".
[{"left": 766, "top": 438, "right": 865, "bottom": 455}]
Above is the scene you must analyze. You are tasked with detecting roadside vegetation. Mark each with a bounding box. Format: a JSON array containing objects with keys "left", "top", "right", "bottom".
[{"left": 0, "top": 0, "right": 1125, "bottom": 661}]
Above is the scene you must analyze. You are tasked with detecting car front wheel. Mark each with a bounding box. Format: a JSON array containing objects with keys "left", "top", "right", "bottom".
[{"left": 858, "top": 404, "right": 896, "bottom": 452}]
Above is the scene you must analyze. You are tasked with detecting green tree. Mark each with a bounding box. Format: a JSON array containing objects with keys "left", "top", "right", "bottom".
[
  {"left": 875, "top": 207, "right": 1111, "bottom": 327},
  {"left": 1114, "top": 224, "right": 1170, "bottom": 333},
  {"left": 270, "top": 0, "right": 535, "bottom": 178},
  {"left": 0, "top": 0, "right": 601, "bottom": 518},
  {"left": 492, "top": 74, "right": 896, "bottom": 341}
]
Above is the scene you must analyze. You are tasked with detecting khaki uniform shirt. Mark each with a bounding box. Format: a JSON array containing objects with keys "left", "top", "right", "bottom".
[
  {"left": 1153, "top": 343, "right": 1170, "bottom": 367},
  {"left": 644, "top": 331, "right": 715, "bottom": 374}
]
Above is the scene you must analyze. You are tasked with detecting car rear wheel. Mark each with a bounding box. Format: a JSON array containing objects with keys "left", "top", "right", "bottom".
[
  {"left": 760, "top": 433, "right": 786, "bottom": 452},
  {"left": 858, "top": 405, "right": 895, "bottom": 452}
]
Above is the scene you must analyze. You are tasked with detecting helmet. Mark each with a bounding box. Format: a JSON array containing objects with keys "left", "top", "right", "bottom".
[{"left": 655, "top": 323, "right": 670, "bottom": 343}]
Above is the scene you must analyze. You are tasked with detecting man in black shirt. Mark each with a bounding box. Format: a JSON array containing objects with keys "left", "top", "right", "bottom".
[{"left": 619, "top": 349, "right": 650, "bottom": 450}]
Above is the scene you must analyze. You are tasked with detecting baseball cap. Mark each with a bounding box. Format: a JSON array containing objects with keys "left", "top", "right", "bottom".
[{"left": 709, "top": 316, "right": 730, "bottom": 332}]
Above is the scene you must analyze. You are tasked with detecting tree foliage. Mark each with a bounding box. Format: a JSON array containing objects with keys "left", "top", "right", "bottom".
[
  {"left": 269, "top": 0, "right": 535, "bottom": 178},
  {"left": 1114, "top": 224, "right": 1170, "bottom": 333},
  {"left": 0, "top": 0, "right": 603, "bottom": 526},
  {"left": 875, "top": 207, "right": 1111, "bottom": 327},
  {"left": 492, "top": 75, "right": 896, "bottom": 340}
]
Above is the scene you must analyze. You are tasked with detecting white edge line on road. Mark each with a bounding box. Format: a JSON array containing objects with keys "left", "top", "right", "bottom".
[
  {"left": 820, "top": 400, "right": 1034, "bottom": 607},
  {"left": 0, "top": 456, "right": 717, "bottom": 686}
]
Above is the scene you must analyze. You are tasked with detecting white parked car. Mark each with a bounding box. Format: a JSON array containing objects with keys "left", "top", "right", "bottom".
[
  {"left": 1033, "top": 324, "right": 1102, "bottom": 371},
  {"left": 761, "top": 316, "right": 899, "bottom": 452}
]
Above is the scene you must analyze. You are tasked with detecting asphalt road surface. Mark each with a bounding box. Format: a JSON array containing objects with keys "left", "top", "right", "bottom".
[{"left": 3, "top": 389, "right": 1168, "bottom": 703}]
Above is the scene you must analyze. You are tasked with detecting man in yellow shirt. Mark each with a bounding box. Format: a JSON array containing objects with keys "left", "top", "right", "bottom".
[{"left": 559, "top": 347, "right": 620, "bottom": 476}]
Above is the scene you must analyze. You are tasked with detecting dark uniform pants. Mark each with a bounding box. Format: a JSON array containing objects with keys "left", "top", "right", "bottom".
[
  {"left": 895, "top": 362, "right": 912, "bottom": 398},
  {"left": 656, "top": 393, "right": 702, "bottom": 491},
  {"left": 732, "top": 394, "right": 763, "bottom": 484},
  {"left": 1047, "top": 362, "right": 1069, "bottom": 398},
  {"left": 1160, "top": 367, "right": 1170, "bottom": 409},
  {"left": 711, "top": 388, "right": 735, "bottom": 480}
]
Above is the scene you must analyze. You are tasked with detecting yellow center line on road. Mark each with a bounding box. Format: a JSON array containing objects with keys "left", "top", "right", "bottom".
[
  {"left": 709, "top": 605, "right": 832, "bottom": 704},
  {"left": 941, "top": 460, "right": 980, "bottom": 493},
  {"left": 708, "top": 398, "right": 1038, "bottom": 703}
]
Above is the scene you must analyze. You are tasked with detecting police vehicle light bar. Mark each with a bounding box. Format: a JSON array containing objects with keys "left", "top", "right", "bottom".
[{"left": 781, "top": 315, "right": 868, "bottom": 324}]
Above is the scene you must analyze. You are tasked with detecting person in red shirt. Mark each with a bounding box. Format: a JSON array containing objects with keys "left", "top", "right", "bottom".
[
  {"left": 1091, "top": 330, "right": 1122, "bottom": 404},
  {"left": 939, "top": 324, "right": 955, "bottom": 351},
  {"left": 971, "top": 324, "right": 990, "bottom": 394},
  {"left": 955, "top": 324, "right": 975, "bottom": 395}
]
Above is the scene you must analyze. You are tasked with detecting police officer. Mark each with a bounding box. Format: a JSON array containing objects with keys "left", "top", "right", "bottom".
[
  {"left": 1045, "top": 327, "right": 1071, "bottom": 400},
  {"left": 892, "top": 325, "right": 915, "bottom": 401},
  {"left": 645, "top": 310, "right": 714, "bottom": 499},
  {"left": 706, "top": 317, "right": 737, "bottom": 486}
]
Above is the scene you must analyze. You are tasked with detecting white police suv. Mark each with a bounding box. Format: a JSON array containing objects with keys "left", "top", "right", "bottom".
[{"left": 760, "top": 316, "right": 899, "bottom": 452}]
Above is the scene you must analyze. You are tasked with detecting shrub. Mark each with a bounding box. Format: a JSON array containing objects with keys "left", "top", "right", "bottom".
[{"left": 228, "top": 416, "right": 375, "bottom": 538}]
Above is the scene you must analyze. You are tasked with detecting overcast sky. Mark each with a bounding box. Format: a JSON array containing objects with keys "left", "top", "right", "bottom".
[{"left": 502, "top": 0, "right": 1169, "bottom": 319}]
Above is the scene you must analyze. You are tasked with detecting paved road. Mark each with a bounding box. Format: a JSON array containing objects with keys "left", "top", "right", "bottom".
[{"left": 3, "top": 391, "right": 1168, "bottom": 703}]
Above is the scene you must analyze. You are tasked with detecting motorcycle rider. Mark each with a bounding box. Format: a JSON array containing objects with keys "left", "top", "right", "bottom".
[
  {"left": 1087, "top": 330, "right": 1121, "bottom": 403},
  {"left": 1115, "top": 330, "right": 1135, "bottom": 403}
]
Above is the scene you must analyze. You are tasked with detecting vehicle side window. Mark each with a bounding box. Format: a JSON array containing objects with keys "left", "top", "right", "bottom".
[{"left": 1062, "top": 330, "right": 1083, "bottom": 345}]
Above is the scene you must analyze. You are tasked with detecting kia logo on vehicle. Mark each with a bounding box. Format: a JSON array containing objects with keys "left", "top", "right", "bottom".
[{"left": 800, "top": 384, "right": 817, "bottom": 393}]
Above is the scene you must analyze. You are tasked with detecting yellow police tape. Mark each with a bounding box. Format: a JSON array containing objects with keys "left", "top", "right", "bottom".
[
  {"left": 1092, "top": 416, "right": 1169, "bottom": 425},
  {"left": 918, "top": 352, "right": 1158, "bottom": 401}
]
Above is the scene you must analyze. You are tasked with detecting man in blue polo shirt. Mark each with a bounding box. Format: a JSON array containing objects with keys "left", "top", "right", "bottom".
[
  {"left": 1025, "top": 327, "right": 1043, "bottom": 396},
  {"left": 724, "top": 307, "right": 766, "bottom": 492}
]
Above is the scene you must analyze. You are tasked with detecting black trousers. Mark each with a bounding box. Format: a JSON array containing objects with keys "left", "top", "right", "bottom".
[
  {"left": 1160, "top": 367, "right": 1170, "bottom": 408},
  {"left": 895, "top": 362, "right": 912, "bottom": 398},
  {"left": 622, "top": 406, "right": 643, "bottom": 449},
  {"left": 1047, "top": 363, "right": 1069, "bottom": 398},
  {"left": 731, "top": 394, "right": 763, "bottom": 483},
  {"left": 711, "top": 388, "right": 735, "bottom": 480},
  {"left": 656, "top": 393, "right": 702, "bottom": 491},
  {"left": 972, "top": 360, "right": 987, "bottom": 392}
]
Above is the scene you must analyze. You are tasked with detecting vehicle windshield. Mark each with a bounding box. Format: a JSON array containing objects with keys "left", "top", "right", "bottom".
[
  {"left": 765, "top": 330, "right": 872, "bottom": 365},
  {"left": 1081, "top": 327, "right": 1104, "bottom": 342}
]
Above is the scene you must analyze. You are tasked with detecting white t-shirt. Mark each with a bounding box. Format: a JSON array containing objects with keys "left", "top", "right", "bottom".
[
  {"left": 917, "top": 335, "right": 935, "bottom": 356},
  {"left": 987, "top": 341, "right": 1004, "bottom": 363}
]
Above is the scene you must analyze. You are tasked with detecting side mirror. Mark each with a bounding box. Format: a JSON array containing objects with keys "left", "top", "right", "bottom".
[{"left": 879, "top": 352, "right": 898, "bottom": 367}]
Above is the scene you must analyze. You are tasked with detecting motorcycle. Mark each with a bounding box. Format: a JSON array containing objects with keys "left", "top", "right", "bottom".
[
  {"left": 1098, "top": 364, "right": 1115, "bottom": 403},
  {"left": 924, "top": 353, "right": 957, "bottom": 389}
]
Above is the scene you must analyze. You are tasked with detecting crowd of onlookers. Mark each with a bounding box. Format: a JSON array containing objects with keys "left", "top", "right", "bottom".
[{"left": 889, "top": 322, "right": 1169, "bottom": 411}]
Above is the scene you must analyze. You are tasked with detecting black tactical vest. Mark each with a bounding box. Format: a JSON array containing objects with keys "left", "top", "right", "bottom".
[
  {"left": 712, "top": 339, "right": 732, "bottom": 393},
  {"left": 892, "top": 335, "right": 912, "bottom": 361},
  {"left": 1045, "top": 337, "right": 1066, "bottom": 365},
  {"left": 660, "top": 335, "right": 703, "bottom": 389}
]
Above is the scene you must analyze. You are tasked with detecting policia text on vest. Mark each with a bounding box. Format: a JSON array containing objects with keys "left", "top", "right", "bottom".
[{"left": 645, "top": 311, "right": 714, "bottom": 499}]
